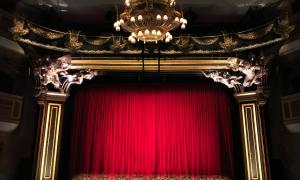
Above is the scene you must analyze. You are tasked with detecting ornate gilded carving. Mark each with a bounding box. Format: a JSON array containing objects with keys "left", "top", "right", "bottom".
[
  {"left": 273, "top": 15, "right": 295, "bottom": 39},
  {"left": 28, "top": 23, "right": 65, "bottom": 40},
  {"left": 10, "top": 16, "right": 289, "bottom": 55},
  {"left": 10, "top": 18, "right": 29, "bottom": 38},
  {"left": 18, "top": 37, "right": 284, "bottom": 55},
  {"left": 65, "top": 31, "right": 83, "bottom": 51},
  {"left": 237, "top": 24, "right": 274, "bottom": 40},
  {"left": 34, "top": 55, "right": 98, "bottom": 93},
  {"left": 110, "top": 36, "right": 127, "bottom": 53},
  {"left": 175, "top": 36, "right": 194, "bottom": 53},
  {"left": 192, "top": 36, "right": 219, "bottom": 45},
  {"left": 219, "top": 36, "right": 238, "bottom": 51},
  {"left": 83, "top": 36, "right": 111, "bottom": 46},
  {"left": 229, "top": 58, "right": 267, "bottom": 87}
]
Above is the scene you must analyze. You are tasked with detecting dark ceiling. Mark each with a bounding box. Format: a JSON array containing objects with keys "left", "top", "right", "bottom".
[{"left": 0, "top": 0, "right": 295, "bottom": 35}]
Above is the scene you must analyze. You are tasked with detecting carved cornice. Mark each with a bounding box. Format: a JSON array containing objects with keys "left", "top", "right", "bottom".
[{"left": 9, "top": 16, "right": 293, "bottom": 55}]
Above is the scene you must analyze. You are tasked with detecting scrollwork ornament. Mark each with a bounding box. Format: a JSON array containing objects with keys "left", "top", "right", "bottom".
[
  {"left": 203, "top": 71, "right": 243, "bottom": 91},
  {"left": 203, "top": 57, "right": 267, "bottom": 91},
  {"left": 34, "top": 55, "right": 98, "bottom": 93},
  {"left": 229, "top": 58, "right": 267, "bottom": 87}
]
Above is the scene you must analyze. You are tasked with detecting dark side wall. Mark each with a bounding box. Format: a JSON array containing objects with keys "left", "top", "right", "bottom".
[
  {"left": 0, "top": 65, "right": 37, "bottom": 180},
  {"left": 0, "top": 9, "right": 38, "bottom": 180},
  {"left": 267, "top": 49, "right": 300, "bottom": 179}
]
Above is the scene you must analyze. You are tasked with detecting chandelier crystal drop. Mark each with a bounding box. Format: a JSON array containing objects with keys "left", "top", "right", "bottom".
[{"left": 114, "top": 0, "right": 187, "bottom": 44}]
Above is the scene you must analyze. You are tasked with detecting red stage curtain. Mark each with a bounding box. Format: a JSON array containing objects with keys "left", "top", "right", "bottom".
[{"left": 69, "top": 83, "right": 234, "bottom": 178}]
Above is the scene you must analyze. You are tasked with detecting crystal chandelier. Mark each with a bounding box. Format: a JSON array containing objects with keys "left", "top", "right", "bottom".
[{"left": 113, "top": 0, "right": 187, "bottom": 43}]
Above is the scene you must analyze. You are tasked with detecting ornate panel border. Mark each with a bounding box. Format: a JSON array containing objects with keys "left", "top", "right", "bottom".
[{"left": 235, "top": 92, "right": 269, "bottom": 180}]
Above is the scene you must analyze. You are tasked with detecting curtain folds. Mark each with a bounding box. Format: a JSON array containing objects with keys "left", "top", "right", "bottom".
[{"left": 69, "top": 83, "right": 234, "bottom": 178}]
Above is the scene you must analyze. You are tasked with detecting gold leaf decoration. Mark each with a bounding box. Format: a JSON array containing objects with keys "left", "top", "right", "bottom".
[
  {"left": 237, "top": 24, "right": 274, "bottom": 40},
  {"left": 10, "top": 18, "right": 29, "bottom": 37},
  {"left": 65, "top": 31, "right": 83, "bottom": 51},
  {"left": 28, "top": 23, "right": 65, "bottom": 40},
  {"left": 219, "top": 36, "right": 238, "bottom": 51},
  {"left": 227, "top": 57, "right": 239, "bottom": 67},
  {"left": 192, "top": 36, "right": 219, "bottom": 45},
  {"left": 175, "top": 36, "right": 194, "bottom": 53},
  {"left": 110, "top": 36, "right": 127, "bottom": 53},
  {"left": 83, "top": 36, "right": 111, "bottom": 46}
]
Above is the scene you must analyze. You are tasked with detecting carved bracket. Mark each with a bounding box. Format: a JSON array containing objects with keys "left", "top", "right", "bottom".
[
  {"left": 33, "top": 55, "right": 98, "bottom": 96},
  {"left": 203, "top": 57, "right": 267, "bottom": 92}
]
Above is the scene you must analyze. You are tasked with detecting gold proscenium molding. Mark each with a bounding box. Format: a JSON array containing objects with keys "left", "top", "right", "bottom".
[
  {"left": 35, "top": 92, "right": 68, "bottom": 180},
  {"left": 235, "top": 92, "right": 269, "bottom": 180},
  {"left": 70, "top": 57, "right": 232, "bottom": 72}
]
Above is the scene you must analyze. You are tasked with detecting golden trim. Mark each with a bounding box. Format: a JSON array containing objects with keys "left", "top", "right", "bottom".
[
  {"left": 71, "top": 59, "right": 230, "bottom": 65},
  {"left": 39, "top": 103, "right": 52, "bottom": 180},
  {"left": 43, "top": 106, "right": 56, "bottom": 178},
  {"left": 236, "top": 92, "right": 257, "bottom": 97},
  {"left": 28, "top": 23, "right": 65, "bottom": 40},
  {"left": 241, "top": 103, "right": 264, "bottom": 180},
  {"left": 241, "top": 104, "right": 251, "bottom": 180},
  {"left": 69, "top": 65, "right": 229, "bottom": 71},
  {"left": 17, "top": 37, "right": 284, "bottom": 55},
  {"left": 52, "top": 104, "right": 62, "bottom": 180},
  {"left": 38, "top": 103, "right": 62, "bottom": 180},
  {"left": 46, "top": 92, "right": 68, "bottom": 97},
  {"left": 69, "top": 59, "right": 231, "bottom": 71}
]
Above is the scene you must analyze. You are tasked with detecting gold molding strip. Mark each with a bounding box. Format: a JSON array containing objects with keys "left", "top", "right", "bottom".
[
  {"left": 17, "top": 37, "right": 284, "bottom": 54},
  {"left": 71, "top": 59, "right": 229, "bottom": 65},
  {"left": 70, "top": 65, "right": 229, "bottom": 71},
  {"left": 35, "top": 92, "right": 68, "bottom": 180},
  {"left": 235, "top": 91, "right": 269, "bottom": 180},
  {"left": 70, "top": 59, "right": 230, "bottom": 71},
  {"left": 39, "top": 103, "right": 62, "bottom": 180},
  {"left": 241, "top": 104, "right": 262, "bottom": 180}
]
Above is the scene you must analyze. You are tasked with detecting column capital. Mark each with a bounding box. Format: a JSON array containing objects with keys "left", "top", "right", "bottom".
[
  {"left": 37, "top": 91, "right": 69, "bottom": 103},
  {"left": 234, "top": 90, "right": 268, "bottom": 105}
]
